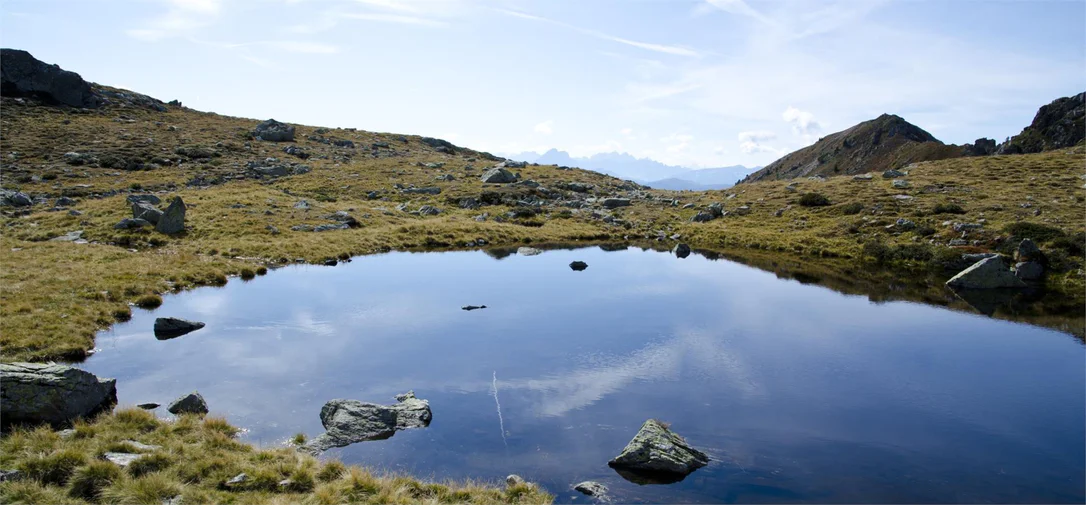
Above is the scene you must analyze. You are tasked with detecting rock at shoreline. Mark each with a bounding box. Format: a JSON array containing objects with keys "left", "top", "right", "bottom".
[
  {"left": 570, "top": 261, "right": 588, "bottom": 271},
  {"left": 946, "top": 256, "right": 1026, "bottom": 290},
  {"left": 0, "top": 363, "right": 117, "bottom": 428},
  {"left": 253, "top": 119, "right": 295, "bottom": 142},
  {"left": 168, "top": 391, "right": 209, "bottom": 415},
  {"left": 154, "top": 317, "right": 205, "bottom": 339},
  {"left": 155, "top": 197, "right": 186, "bottom": 235},
  {"left": 301, "top": 391, "right": 432, "bottom": 454},
  {"left": 608, "top": 419, "right": 709, "bottom": 479},
  {"left": 574, "top": 481, "right": 609, "bottom": 498},
  {"left": 673, "top": 243, "right": 691, "bottom": 258}
]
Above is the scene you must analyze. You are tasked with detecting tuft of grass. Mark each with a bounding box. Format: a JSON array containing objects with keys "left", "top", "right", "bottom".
[
  {"left": 840, "top": 202, "right": 864, "bottom": 215},
  {"left": 798, "top": 192, "right": 831, "bottom": 207},
  {"left": 99, "top": 472, "right": 182, "bottom": 504},
  {"left": 1004, "top": 221, "right": 1067, "bottom": 243},
  {"left": 932, "top": 202, "right": 966, "bottom": 214},
  {"left": 290, "top": 433, "right": 307, "bottom": 445},
  {"left": 316, "top": 460, "right": 346, "bottom": 482},
  {"left": 68, "top": 460, "right": 123, "bottom": 501},
  {"left": 255, "top": 266, "right": 268, "bottom": 276},
  {"left": 110, "top": 305, "right": 132, "bottom": 321},
  {"left": 18, "top": 449, "right": 86, "bottom": 486},
  {"left": 134, "top": 294, "right": 162, "bottom": 309},
  {"left": 127, "top": 453, "right": 173, "bottom": 477},
  {"left": 239, "top": 268, "right": 256, "bottom": 280}
]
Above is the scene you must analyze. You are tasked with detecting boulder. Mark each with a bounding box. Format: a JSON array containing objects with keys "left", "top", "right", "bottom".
[
  {"left": 132, "top": 202, "right": 163, "bottom": 224},
  {"left": 1015, "top": 238, "right": 1045, "bottom": 264},
  {"left": 882, "top": 169, "right": 906, "bottom": 179},
  {"left": 673, "top": 244, "right": 691, "bottom": 258},
  {"left": 892, "top": 179, "right": 911, "bottom": 189},
  {"left": 326, "top": 211, "right": 359, "bottom": 227},
  {"left": 690, "top": 211, "right": 715, "bottom": 223},
  {"left": 707, "top": 202, "right": 724, "bottom": 218},
  {"left": 300, "top": 391, "right": 432, "bottom": 454},
  {"left": 945, "top": 256, "right": 1026, "bottom": 289},
  {"left": 602, "top": 198, "right": 631, "bottom": 209},
  {"left": 574, "top": 481, "right": 608, "bottom": 498},
  {"left": 114, "top": 218, "right": 151, "bottom": 229},
  {"left": 0, "top": 363, "right": 117, "bottom": 428},
  {"left": 1015, "top": 261, "right": 1044, "bottom": 281},
  {"left": 0, "top": 49, "right": 99, "bottom": 108},
  {"left": 153, "top": 317, "right": 205, "bottom": 340},
  {"left": 608, "top": 419, "right": 709, "bottom": 477},
  {"left": 167, "top": 391, "right": 209, "bottom": 415},
  {"left": 569, "top": 261, "right": 588, "bottom": 271},
  {"left": 0, "top": 189, "right": 33, "bottom": 207},
  {"left": 481, "top": 168, "right": 517, "bottom": 184},
  {"left": 252, "top": 119, "right": 295, "bottom": 142},
  {"left": 155, "top": 197, "right": 186, "bottom": 235}
]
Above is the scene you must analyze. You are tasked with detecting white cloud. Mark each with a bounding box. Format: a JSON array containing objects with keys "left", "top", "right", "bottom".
[
  {"left": 782, "top": 106, "right": 820, "bottom": 135},
  {"left": 534, "top": 120, "right": 554, "bottom": 135},
  {"left": 620, "top": 127, "right": 633, "bottom": 135},
  {"left": 342, "top": 12, "right": 448, "bottom": 27},
  {"left": 661, "top": 133, "right": 694, "bottom": 153},
  {"left": 496, "top": 8, "right": 700, "bottom": 57},
  {"left": 738, "top": 130, "right": 779, "bottom": 154},
  {"left": 126, "top": 0, "right": 222, "bottom": 41}
]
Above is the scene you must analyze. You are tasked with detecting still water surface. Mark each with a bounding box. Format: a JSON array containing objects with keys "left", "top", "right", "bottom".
[{"left": 83, "top": 246, "right": 1085, "bottom": 503}]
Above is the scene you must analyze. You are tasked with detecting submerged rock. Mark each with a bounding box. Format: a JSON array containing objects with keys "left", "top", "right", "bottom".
[
  {"left": 0, "top": 363, "right": 117, "bottom": 428},
  {"left": 168, "top": 391, "right": 209, "bottom": 415},
  {"left": 574, "top": 481, "right": 609, "bottom": 498},
  {"left": 462, "top": 305, "right": 487, "bottom": 311},
  {"left": 301, "top": 391, "right": 432, "bottom": 454},
  {"left": 945, "top": 256, "right": 1026, "bottom": 290},
  {"left": 608, "top": 419, "right": 709, "bottom": 480},
  {"left": 570, "top": 261, "right": 588, "bottom": 271},
  {"left": 153, "top": 317, "right": 205, "bottom": 339}
]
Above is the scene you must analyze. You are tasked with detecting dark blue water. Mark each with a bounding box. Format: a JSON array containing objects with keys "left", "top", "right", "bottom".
[{"left": 83, "top": 246, "right": 1086, "bottom": 503}]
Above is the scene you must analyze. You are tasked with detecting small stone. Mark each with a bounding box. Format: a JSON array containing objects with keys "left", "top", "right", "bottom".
[
  {"left": 103, "top": 452, "right": 142, "bottom": 467},
  {"left": 226, "top": 473, "right": 249, "bottom": 486},
  {"left": 0, "top": 470, "right": 22, "bottom": 482},
  {"left": 167, "top": 391, "right": 208, "bottom": 415}
]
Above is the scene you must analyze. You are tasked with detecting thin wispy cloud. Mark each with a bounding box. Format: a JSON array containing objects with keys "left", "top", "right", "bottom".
[
  {"left": 496, "top": 8, "right": 700, "bottom": 57},
  {"left": 126, "top": 0, "right": 223, "bottom": 41},
  {"left": 534, "top": 120, "right": 554, "bottom": 135}
]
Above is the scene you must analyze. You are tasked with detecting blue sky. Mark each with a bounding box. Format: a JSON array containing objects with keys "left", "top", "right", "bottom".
[{"left": 2, "top": 0, "right": 1083, "bottom": 168}]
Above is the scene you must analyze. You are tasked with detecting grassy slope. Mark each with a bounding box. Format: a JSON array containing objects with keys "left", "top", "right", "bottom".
[
  {"left": 1, "top": 99, "right": 1084, "bottom": 361},
  {"left": 0, "top": 408, "right": 551, "bottom": 504}
]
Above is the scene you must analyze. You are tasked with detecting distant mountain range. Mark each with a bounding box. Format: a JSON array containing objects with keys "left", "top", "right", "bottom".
[{"left": 503, "top": 149, "right": 760, "bottom": 190}]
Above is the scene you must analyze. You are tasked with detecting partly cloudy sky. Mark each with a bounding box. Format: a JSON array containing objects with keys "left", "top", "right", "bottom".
[{"left": 2, "top": 0, "right": 1083, "bottom": 167}]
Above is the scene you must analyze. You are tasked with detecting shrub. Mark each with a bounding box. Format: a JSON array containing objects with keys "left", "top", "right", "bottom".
[
  {"left": 69, "top": 460, "right": 123, "bottom": 500},
  {"left": 239, "top": 268, "right": 256, "bottom": 280},
  {"left": 932, "top": 202, "right": 966, "bottom": 214},
  {"left": 255, "top": 266, "right": 268, "bottom": 276},
  {"left": 112, "top": 306, "right": 132, "bottom": 321},
  {"left": 1049, "top": 232, "right": 1085, "bottom": 257},
  {"left": 840, "top": 202, "right": 864, "bottom": 215},
  {"left": 19, "top": 449, "right": 86, "bottom": 485},
  {"left": 1004, "top": 222, "right": 1066, "bottom": 243},
  {"left": 134, "top": 294, "right": 162, "bottom": 309},
  {"left": 915, "top": 225, "right": 936, "bottom": 237},
  {"left": 798, "top": 192, "right": 830, "bottom": 207},
  {"left": 862, "top": 241, "right": 891, "bottom": 263}
]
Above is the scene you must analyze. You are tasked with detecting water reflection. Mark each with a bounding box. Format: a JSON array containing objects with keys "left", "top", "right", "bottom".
[{"left": 82, "top": 246, "right": 1085, "bottom": 503}]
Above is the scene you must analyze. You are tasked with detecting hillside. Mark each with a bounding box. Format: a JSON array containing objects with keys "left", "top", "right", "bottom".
[
  {"left": 998, "top": 92, "right": 1085, "bottom": 154},
  {"left": 740, "top": 114, "right": 964, "bottom": 183}
]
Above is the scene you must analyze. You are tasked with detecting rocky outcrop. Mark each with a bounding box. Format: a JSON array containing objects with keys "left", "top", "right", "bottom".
[
  {"left": 481, "top": 168, "right": 517, "bottom": 184},
  {"left": 167, "top": 391, "right": 208, "bottom": 415},
  {"left": 153, "top": 317, "right": 205, "bottom": 340},
  {"left": 252, "top": 119, "right": 295, "bottom": 142},
  {"left": 945, "top": 256, "right": 1026, "bottom": 289},
  {"left": 998, "top": 92, "right": 1085, "bottom": 154},
  {"left": 1, "top": 49, "right": 99, "bottom": 108},
  {"left": 0, "top": 189, "right": 33, "bottom": 207},
  {"left": 155, "top": 197, "right": 186, "bottom": 235},
  {"left": 608, "top": 419, "right": 708, "bottom": 478},
  {"left": 0, "top": 363, "right": 117, "bottom": 428},
  {"left": 301, "top": 391, "right": 431, "bottom": 454}
]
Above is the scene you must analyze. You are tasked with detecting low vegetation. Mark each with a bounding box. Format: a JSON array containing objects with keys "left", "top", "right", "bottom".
[{"left": 0, "top": 408, "right": 552, "bottom": 505}]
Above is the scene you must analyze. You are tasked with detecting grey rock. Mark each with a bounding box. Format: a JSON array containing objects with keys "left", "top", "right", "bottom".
[
  {"left": 326, "top": 211, "right": 359, "bottom": 227},
  {"left": 293, "top": 200, "right": 311, "bottom": 210},
  {"left": 225, "top": 473, "right": 248, "bottom": 486},
  {"left": 953, "top": 222, "right": 983, "bottom": 232},
  {"left": 122, "top": 440, "right": 162, "bottom": 452},
  {"left": 574, "top": 481, "right": 608, "bottom": 498},
  {"left": 132, "top": 202, "right": 163, "bottom": 224},
  {"left": 154, "top": 317, "right": 205, "bottom": 339},
  {"left": 481, "top": 168, "right": 517, "bottom": 184},
  {"left": 401, "top": 186, "right": 441, "bottom": 195},
  {"left": 68, "top": 209, "right": 83, "bottom": 216},
  {"left": 733, "top": 205, "right": 751, "bottom": 215},
  {"left": 895, "top": 218, "right": 916, "bottom": 231},
  {"left": 946, "top": 256, "right": 1027, "bottom": 289},
  {"left": 0, "top": 49, "right": 99, "bottom": 108},
  {"left": 0, "top": 189, "right": 33, "bottom": 207},
  {"left": 570, "top": 261, "right": 588, "bottom": 271},
  {"left": 673, "top": 243, "right": 691, "bottom": 258},
  {"left": 252, "top": 119, "right": 295, "bottom": 142},
  {"left": 313, "top": 223, "right": 349, "bottom": 232},
  {"left": 501, "top": 160, "right": 528, "bottom": 169},
  {"left": 1015, "top": 261, "right": 1044, "bottom": 281},
  {"left": 0, "top": 363, "right": 117, "bottom": 428},
  {"left": 602, "top": 198, "right": 631, "bottom": 209},
  {"left": 506, "top": 475, "right": 528, "bottom": 487},
  {"left": 49, "top": 230, "right": 84, "bottom": 242},
  {"left": 949, "top": 238, "right": 968, "bottom": 246},
  {"left": 690, "top": 211, "right": 715, "bottom": 223},
  {"left": 0, "top": 470, "right": 23, "bottom": 482},
  {"left": 114, "top": 218, "right": 151, "bottom": 230},
  {"left": 891, "top": 179, "right": 911, "bottom": 189},
  {"left": 127, "top": 194, "right": 161, "bottom": 205},
  {"left": 138, "top": 403, "right": 160, "bottom": 410},
  {"left": 167, "top": 391, "right": 208, "bottom": 415},
  {"left": 882, "top": 169, "right": 906, "bottom": 179},
  {"left": 418, "top": 205, "right": 441, "bottom": 216},
  {"left": 301, "top": 391, "right": 432, "bottom": 454},
  {"left": 893, "top": 194, "right": 914, "bottom": 200},
  {"left": 155, "top": 197, "right": 186, "bottom": 234},
  {"left": 707, "top": 202, "right": 724, "bottom": 217},
  {"left": 54, "top": 196, "right": 76, "bottom": 207},
  {"left": 57, "top": 429, "right": 76, "bottom": 438},
  {"left": 1015, "top": 238, "right": 1044, "bottom": 263},
  {"left": 162, "top": 495, "right": 182, "bottom": 505},
  {"left": 103, "top": 453, "right": 142, "bottom": 467},
  {"left": 518, "top": 247, "right": 543, "bottom": 256},
  {"left": 608, "top": 419, "right": 709, "bottom": 476},
  {"left": 852, "top": 173, "right": 874, "bottom": 181}
]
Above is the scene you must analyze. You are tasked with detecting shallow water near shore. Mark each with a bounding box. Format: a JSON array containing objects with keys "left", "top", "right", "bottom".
[{"left": 83, "top": 246, "right": 1085, "bottom": 503}]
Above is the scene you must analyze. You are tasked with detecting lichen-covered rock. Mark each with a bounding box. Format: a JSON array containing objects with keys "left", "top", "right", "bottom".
[
  {"left": 167, "top": 391, "right": 208, "bottom": 415},
  {"left": 608, "top": 419, "right": 709, "bottom": 476},
  {"left": 945, "top": 256, "right": 1026, "bottom": 289},
  {"left": 574, "top": 481, "right": 608, "bottom": 498},
  {"left": 0, "top": 363, "right": 117, "bottom": 428},
  {"left": 481, "top": 168, "right": 517, "bottom": 184},
  {"left": 155, "top": 197, "right": 186, "bottom": 235},
  {"left": 253, "top": 119, "right": 295, "bottom": 142},
  {"left": 301, "top": 391, "right": 431, "bottom": 454},
  {"left": 132, "top": 202, "right": 163, "bottom": 224}
]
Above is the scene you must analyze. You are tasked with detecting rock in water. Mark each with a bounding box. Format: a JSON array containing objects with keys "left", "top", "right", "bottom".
[
  {"left": 574, "top": 481, "right": 608, "bottom": 498},
  {"left": 168, "top": 391, "right": 208, "bottom": 415},
  {"left": 480, "top": 168, "right": 517, "bottom": 183},
  {"left": 0, "top": 49, "right": 99, "bottom": 108},
  {"left": 673, "top": 243, "right": 691, "bottom": 258},
  {"left": 0, "top": 363, "right": 117, "bottom": 428},
  {"left": 153, "top": 317, "right": 205, "bottom": 339},
  {"left": 570, "top": 261, "right": 588, "bottom": 271},
  {"left": 301, "top": 391, "right": 432, "bottom": 454},
  {"left": 608, "top": 419, "right": 709, "bottom": 478},
  {"left": 253, "top": 119, "right": 295, "bottom": 142},
  {"left": 155, "top": 197, "right": 186, "bottom": 234},
  {"left": 945, "top": 256, "right": 1026, "bottom": 289},
  {"left": 517, "top": 247, "right": 543, "bottom": 256}
]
